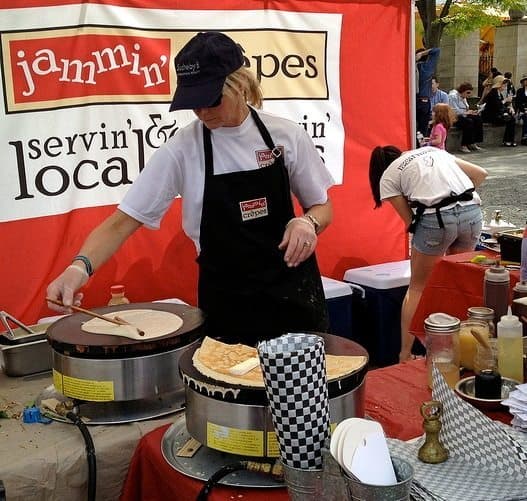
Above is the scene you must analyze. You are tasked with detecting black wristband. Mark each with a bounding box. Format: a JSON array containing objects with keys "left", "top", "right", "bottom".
[{"left": 73, "top": 254, "right": 94, "bottom": 277}]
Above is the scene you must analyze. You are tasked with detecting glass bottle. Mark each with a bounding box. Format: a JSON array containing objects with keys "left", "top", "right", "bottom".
[
  {"left": 467, "top": 306, "right": 495, "bottom": 338},
  {"left": 108, "top": 284, "right": 130, "bottom": 306},
  {"left": 424, "top": 313, "right": 460, "bottom": 389}
]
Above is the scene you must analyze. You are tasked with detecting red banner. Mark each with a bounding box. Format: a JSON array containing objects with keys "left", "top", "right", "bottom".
[{"left": 0, "top": 0, "right": 411, "bottom": 324}]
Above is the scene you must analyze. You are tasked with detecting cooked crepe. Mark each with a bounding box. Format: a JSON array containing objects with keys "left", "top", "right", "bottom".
[
  {"left": 81, "top": 309, "right": 183, "bottom": 340},
  {"left": 192, "top": 336, "right": 367, "bottom": 387}
]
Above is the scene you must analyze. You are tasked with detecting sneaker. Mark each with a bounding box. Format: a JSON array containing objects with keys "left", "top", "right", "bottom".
[
  {"left": 503, "top": 142, "right": 517, "bottom": 147},
  {"left": 459, "top": 146, "right": 471, "bottom": 153},
  {"left": 469, "top": 144, "right": 484, "bottom": 151}
]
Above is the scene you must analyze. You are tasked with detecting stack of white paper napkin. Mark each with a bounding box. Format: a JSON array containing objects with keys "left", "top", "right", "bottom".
[{"left": 502, "top": 382, "right": 527, "bottom": 431}]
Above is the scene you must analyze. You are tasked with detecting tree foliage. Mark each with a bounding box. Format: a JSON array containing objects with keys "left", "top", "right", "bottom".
[{"left": 416, "top": 0, "right": 527, "bottom": 47}]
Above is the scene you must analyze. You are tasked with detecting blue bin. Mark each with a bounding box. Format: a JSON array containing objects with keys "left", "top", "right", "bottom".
[{"left": 343, "top": 261, "right": 411, "bottom": 367}]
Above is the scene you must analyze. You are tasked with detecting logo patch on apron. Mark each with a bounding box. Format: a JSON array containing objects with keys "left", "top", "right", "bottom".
[
  {"left": 240, "top": 198, "right": 268, "bottom": 221},
  {"left": 255, "top": 146, "right": 284, "bottom": 168}
]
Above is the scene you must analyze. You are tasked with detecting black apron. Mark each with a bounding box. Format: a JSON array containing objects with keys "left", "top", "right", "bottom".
[{"left": 197, "top": 107, "right": 328, "bottom": 345}]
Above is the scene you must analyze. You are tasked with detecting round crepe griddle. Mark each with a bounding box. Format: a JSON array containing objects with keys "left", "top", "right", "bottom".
[
  {"left": 47, "top": 302, "right": 204, "bottom": 358},
  {"left": 179, "top": 333, "right": 369, "bottom": 405}
]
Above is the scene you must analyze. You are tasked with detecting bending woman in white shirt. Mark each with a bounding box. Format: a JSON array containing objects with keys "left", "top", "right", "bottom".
[{"left": 369, "top": 146, "right": 488, "bottom": 361}]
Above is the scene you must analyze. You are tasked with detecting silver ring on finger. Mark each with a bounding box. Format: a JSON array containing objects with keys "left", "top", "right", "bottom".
[{"left": 303, "top": 241, "right": 312, "bottom": 247}]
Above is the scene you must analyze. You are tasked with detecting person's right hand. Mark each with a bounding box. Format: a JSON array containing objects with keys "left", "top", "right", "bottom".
[{"left": 46, "top": 265, "right": 88, "bottom": 313}]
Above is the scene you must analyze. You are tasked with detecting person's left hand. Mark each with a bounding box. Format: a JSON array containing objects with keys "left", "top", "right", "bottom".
[{"left": 278, "top": 217, "right": 317, "bottom": 267}]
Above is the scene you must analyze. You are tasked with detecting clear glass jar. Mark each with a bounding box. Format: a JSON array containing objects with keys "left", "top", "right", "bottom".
[
  {"left": 424, "top": 313, "right": 460, "bottom": 389},
  {"left": 459, "top": 319, "right": 490, "bottom": 371},
  {"left": 473, "top": 338, "right": 498, "bottom": 374},
  {"left": 467, "top": 306, "right": 496, "bottom": 338}
]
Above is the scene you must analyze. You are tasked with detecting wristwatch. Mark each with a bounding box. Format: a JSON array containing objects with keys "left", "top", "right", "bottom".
[{"left": 303, "top": 213, "right": 321, "bottom": 233}]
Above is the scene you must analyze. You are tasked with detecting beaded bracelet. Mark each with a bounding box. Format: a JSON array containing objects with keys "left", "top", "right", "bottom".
[{"left": 73, "top": 254, "right": 94, "bottom": 277}]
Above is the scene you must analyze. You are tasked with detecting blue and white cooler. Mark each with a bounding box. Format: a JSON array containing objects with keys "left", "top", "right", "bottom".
[
  {"left": 321, "top": 276, "right": 355, "bottom": 340},
  {"left": 343, "top": 260, "right": 411, "bottom": 367}
]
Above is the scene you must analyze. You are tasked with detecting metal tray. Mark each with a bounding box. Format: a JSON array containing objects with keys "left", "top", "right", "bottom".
[
  {"left": 1, "top": 338, "right": 52, "bottom": 377},
  {"left": 161, "top": 413, "right": 285, "bottom": 489},
  {"left": 454, "top": 375, "right": 518, "bottom": 411},
  {"left": 1, "top": 321, "right": 53, "bottom": 376}
]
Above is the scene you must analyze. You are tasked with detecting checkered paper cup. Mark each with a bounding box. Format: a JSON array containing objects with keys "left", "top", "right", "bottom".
[{"left": 257, "top": 333, "right": 330, "bottom": 469}]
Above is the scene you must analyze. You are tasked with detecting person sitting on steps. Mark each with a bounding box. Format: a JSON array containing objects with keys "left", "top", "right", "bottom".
[
  {"left": 481, "top": 75, "right": 517, "bottom": 147},
  {"left": 448, "top": 82, "right": 484, "bottom": 153},
  {"left": 515, "top": 74, "right": 527, "bottom": 146}
]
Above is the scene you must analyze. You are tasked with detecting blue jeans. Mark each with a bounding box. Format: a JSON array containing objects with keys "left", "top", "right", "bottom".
[{"left": 412, "top": 204, "right": 483, "bottom": 256}]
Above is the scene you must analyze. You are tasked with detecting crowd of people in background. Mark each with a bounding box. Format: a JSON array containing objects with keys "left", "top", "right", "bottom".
[{"left": 417, "top": 59, "right": 527, "bottom": 151}]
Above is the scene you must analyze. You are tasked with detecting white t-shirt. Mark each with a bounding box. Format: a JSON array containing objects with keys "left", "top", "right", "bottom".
[
  {"left": 380, "top": 147, "right": 480, "bottom": 213},
  {"left": 119, "top": 109, "right": 334, "bottom": 251}
]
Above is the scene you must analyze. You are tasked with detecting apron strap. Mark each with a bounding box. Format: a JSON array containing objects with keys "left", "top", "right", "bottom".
[
  {"left": 203, "top": 125, "right": 213, "bottom": 177},
  {"left": 249, "top": 107, "right": 285, "bottom": 169},
  {"left": 408, "top": 188, "right": 475, "bottom": 233}
]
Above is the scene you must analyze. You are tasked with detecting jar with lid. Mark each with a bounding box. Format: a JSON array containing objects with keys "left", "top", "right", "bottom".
[
  {"left": 424, "top": 313, "right": 460, "bottom": 389},
  {"left": 108, "top": 284, "right": 130, "bottom": 306},
  {"left": 459, "top": 319, "right": 490, "bottom": 371},
  {"left": 483, "top": 266, "right": 510, "bottom": 328},
  {"left": 513, "top": 281, "right": 527, "bottom": 301},
  {"left": 467, "top": 306, "right": 495, "bottom": 337},
  {"left": 511, "top": 281, "right": 527, "bottom": 338}
]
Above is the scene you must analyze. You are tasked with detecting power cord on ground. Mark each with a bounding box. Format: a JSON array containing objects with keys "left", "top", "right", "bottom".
[{"left": 195, "top": 459, "right": 283, "bottom": 500}]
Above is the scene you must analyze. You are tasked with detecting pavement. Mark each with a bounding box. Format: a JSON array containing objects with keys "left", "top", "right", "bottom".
[{"left": 455, "top": 145, "right": 527, "bottom": 228}]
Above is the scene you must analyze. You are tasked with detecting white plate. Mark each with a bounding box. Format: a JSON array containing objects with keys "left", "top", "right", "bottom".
[
  {"left": 329, "top": 419, "right": 351, "bottom": 459},
  {"left": 343, "top": 430, "right": 396, "bottom": 485},
  {"left": 335, "top": 419, "right": 358, "bottom": 466},
  {"left": 330, "top": 418, "right": 353, "bottom": 464},
  {"left": 338, "top": 418, "right": 382, "bottom": 469}
]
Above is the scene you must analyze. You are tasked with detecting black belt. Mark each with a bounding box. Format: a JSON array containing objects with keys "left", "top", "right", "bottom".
[{"left": 408, "top": 188, "right": 475, "bottom": 233}]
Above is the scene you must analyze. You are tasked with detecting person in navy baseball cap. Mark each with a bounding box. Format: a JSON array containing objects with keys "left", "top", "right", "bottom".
[
  {"left": 169, "top": 31, "right": 244, "bottom": 111},
  {"left": 47, "top": 30, "right": 335, "bottom": 348}
]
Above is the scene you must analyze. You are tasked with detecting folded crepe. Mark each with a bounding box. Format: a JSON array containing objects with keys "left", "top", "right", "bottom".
[{"left": 192, "top": 336, "right": 367, "bottom": 387}]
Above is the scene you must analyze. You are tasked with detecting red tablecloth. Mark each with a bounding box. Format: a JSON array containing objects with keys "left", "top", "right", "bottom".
[
  {"left": 119, "top": 359, "right": 511, "bottom": 501},
  {"left": 410, "top": 251, "right": 519, "bottom": 343}
]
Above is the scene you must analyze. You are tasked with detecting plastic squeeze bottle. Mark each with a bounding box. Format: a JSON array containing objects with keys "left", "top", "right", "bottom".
[
  {"left": 108, "top": 284, "right": 130, "bottom": 306},
  {"left": 483, "top": 265, "right": 510, "bottom": 328},
  {"left": 497, "top": 307, "right": 524, "bottom": 383},
  {"left": 521, "top": 224, "right": 527, "bottom": 282}
]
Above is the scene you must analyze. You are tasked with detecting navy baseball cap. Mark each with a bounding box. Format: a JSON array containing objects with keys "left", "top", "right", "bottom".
[{"left": 169, "top": 32, "right": 244, "bottom": 111}]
